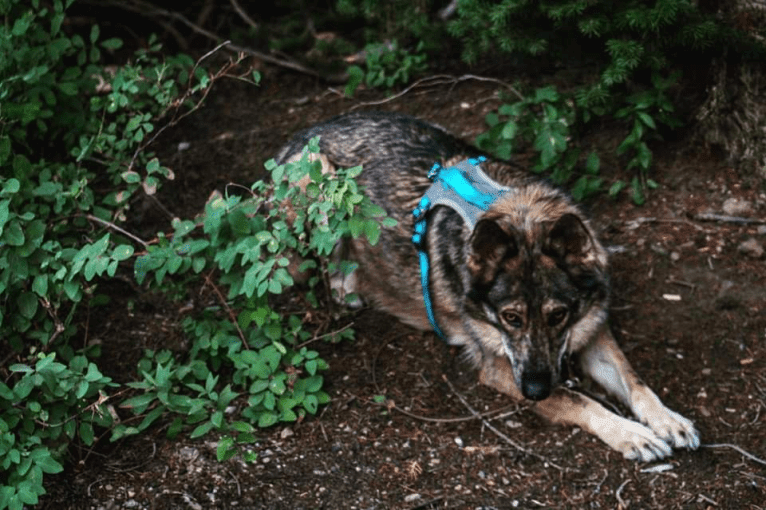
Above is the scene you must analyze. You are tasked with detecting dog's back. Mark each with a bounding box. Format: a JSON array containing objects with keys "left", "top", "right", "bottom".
[{"left": 276, "top": 111, "right": 534, "bottom": 229}]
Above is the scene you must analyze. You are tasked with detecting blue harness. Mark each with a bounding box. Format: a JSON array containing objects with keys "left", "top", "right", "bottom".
[{"left": 411, "top": 157, "right": 510, "bottom": 338}]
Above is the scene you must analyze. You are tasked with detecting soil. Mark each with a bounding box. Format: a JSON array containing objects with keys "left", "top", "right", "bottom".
[{"left": 40, "top": 65, "right": 766, "bottom": 509}]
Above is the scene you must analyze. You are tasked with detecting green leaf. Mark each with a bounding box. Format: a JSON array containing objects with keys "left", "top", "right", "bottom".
[
  {"left": 112, "top": 244, "right": 134, "bottom": 261},
  {"left": 304, "top": 375, "right": 323, "bottom": 393},
  {"left": 585, "top": 152, "right": 600, "bottom": 175},
  {"left": 637, "top": 111, "right": 656, "bottom": 129},
  {"left": 190, "top": 420, "right": 215, "bottom": 439},
  {"left": 609, "top": 180, "right": 627, "bottom": 198},
  {"left": 303, "top": 394, "right": 318, "bottom": 414},
  {"left": 101, "top": 37, "right": 123, "bottom": 50},
  {"left": 3, "top": 220, "right": 25, "bottom": 246},
  {"left": 18, "top": 292, "right": 38, "bottom": 319},
  {"left": 17, "top": 483, "right": 38, "bottom": 505},
  {"left": 534, "top": 86, "right": 558, "bottom": 103},
  {"left": 90, "top": 24, "right": 100, "bottom": 43},
  {"left": 79, "top": 422, "right": 96, "bottom": 446},
  {"left": 631, "top": 177, "right": 645, "bottom": 205},
  {"left": 345, "top": 65, "right": 364, "bottom": 97},
  {"left": 257, "top": 411, "right": 278, "bottom": 428},
  {"left": 217, "top": 436, "right": 236, "bottom": 461},
  {"left": 32, "top": 275, "right": 48, "bottom": 297}
]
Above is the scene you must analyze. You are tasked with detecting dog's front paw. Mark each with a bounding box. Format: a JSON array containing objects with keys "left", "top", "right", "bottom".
[
  {"left": 643, "top": 405, "right": 700, "bottom": 450},
  {"left": 630, "top": 391, "right": 700, "bottom": 450},
  {"left": 605, "top": 416, "right": 673, "bottom": 462}
]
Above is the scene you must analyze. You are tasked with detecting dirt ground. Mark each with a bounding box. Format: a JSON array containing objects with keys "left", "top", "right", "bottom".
[{"left": 40, "top": 64, "right": 766, "bottom": 509}]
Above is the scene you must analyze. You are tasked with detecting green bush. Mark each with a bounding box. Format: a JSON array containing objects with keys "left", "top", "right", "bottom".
[
  {"left": 337, "top": 0, "right": 738, "bottom": 201},
  {"left": 477, "top": 71, "right": 681, "bottom": 204},
  {"left": 124, "top": 138, "right": 395, "bottom": 460},
  {"left": 0, "top": 1, "right": 391, "bottom": 500},
  {"left": 449, "top": 0, "right": 725, "bottom": 201},
  {"left": 345, "top": 40, "right": 428, "bottom": 96},
  {"left": 0, "top": 0, "right": 263, "bottom": 507}
]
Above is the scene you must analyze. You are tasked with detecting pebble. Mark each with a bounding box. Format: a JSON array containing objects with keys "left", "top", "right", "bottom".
[
  {"left": 722, "top": 197, "right": 753, "bottom": 216},
  {"left": 738, "top": 238, "right": 764, "bottom": 259},
  {"left": 404, "top": 493, "right": 422, "bottom": 503}
]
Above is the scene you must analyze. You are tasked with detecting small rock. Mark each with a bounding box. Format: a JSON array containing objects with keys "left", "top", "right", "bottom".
[
  {"left": 404, "top": 493, "right": 422, "bottom": 503},
  {"left": 722, "top": 197, "right": 753, "bottom": 216},
  {"left": 738, "top": 237, "right": 765, "bottom": 259},
  {"left": 280, "top": 427, "right": 294, "bottom": 439},
  {"left": 757, "top": 225, "right": 766, "bottom": 236}
]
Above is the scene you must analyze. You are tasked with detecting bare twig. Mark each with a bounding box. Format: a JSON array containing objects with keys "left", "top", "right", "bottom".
[
  {"left": 616, "top": 479, "right": 631, "bottom": 509},
  {"left": 200, "top": 270, "right": 249, "bottom": 349},
  {"left": 127, "top": 41, "right": 242, "bottom": 174},
  {"left": 625, "top": 216, "right": 709, "bottom": 232},
  {"left": 696, "top": 493, "right": 718, "bottom": 506},
  {"left": 350, "top": 74, "right": 524, "bottom": 110},
  {"left": 101, "top": 0, "right": 328, "bottom": 80},
  {"left": 296, "top": 322, "right": 355, "bottom": 349},
  {"left": 85, "top": 214, "right": 149, "bottom": 248},
  {"left": 367, "top": 333, "right": 522, "bottom": 424},
  {"left": 229, "top": 0, "right": 258, "bottom": 31},
  {"left": 441, "top": 375, "right": 568, "bottom": 471},
  {"left": 700, "top": 443, "right": 766, "bottom": 466},
  {"left": 388, "top": 400, "right": 520, "bottom": 424},
  {"left": 692, "top": 212, "right": 766, "bottom": 225}
]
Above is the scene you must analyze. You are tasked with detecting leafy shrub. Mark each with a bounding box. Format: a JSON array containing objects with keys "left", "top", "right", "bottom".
[
  {"left": 336, "top": 0, "right": 437, "bottom": 45},
  {"left": 126, "top": 137, "right": 395, "bottom": 460},
  {"left": 478, "top": 71, "right": 682, "bottom": 204},
  {"left": 447, "top": 0, "right": 721, "bottom": 70},
  {"left": 0, "top": 0, "right": 257, "bottom": 507},
  {"left": 449, "top": 0, "right": 725, "bottom": 201},
  {"left": 345, "top": 40, "right": 427, "bottom": 96},
  {"left": 477, "top": 85, "right": 603, "bottom": 202}
]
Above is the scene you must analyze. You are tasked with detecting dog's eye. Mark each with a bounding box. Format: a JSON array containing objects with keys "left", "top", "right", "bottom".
[
  {"left": 548, "top": 308, "right": 568, "bottom": 327},
  {"left": 501, "top": 311, "right": 524, "bottom": 329}
]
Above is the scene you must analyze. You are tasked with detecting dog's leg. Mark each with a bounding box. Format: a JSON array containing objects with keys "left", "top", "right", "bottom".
[
  {"left": 578, "top": 326, "right": 700, "bottom": 451},
  {"left": 479, "top": 355, "right": 677, "bottom": 461}
]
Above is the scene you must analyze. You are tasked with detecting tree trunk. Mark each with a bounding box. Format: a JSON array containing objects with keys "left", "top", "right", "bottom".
[{"left": 695, "top": 0, "right": 766, "bottom": 178}]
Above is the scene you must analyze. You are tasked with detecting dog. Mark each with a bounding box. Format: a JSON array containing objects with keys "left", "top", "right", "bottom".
[{"left": 275, "top": 111, "right": 700, "bottom": 462}]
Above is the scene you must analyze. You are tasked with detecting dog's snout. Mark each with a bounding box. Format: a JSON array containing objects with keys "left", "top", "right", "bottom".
[{"left": 521, "top": 370, "right": 552, "bottom": 401}]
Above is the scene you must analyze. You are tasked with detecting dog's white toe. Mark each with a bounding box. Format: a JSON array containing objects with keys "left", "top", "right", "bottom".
[{"left": 613, "top": 417, "right": 673, "bottom": 462}]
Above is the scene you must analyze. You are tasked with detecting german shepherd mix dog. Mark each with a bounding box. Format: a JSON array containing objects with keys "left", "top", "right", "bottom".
[{"left": 276, "top": 111, "right": 699, "bottom": 462}]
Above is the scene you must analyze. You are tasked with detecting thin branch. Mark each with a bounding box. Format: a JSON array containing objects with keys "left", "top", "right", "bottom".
[
  {"left": 388, "top": 401, "right": 521, "bottom": 424},
  {"left": 692, "top": 212, "right": 766, "bottom": 225},
  {"left": 101, "top": 0, "right": 329, "bottom": 80},
  {"left": 700, "top": 443, "right": 766, "bottom": 466},
  {"left": 85, "top": 214, "right": 149, "bottom": 248},
  {"left": 127, "top": 41, "right": 241, "bottom": 174},
  {"left": 441, "top": 375, "right": 568, "bottom": 471},
  {"left": 350, "top": 74, "right": 524, "bottom": 110},
  {"left": 229, "top": 0, "right": 258, "bottom": 31},
  {"left": 200, "top": 270, "right": 249, "bottom": 349},
  {"left": 296, "top": 322, "right": 355, "bottom": 349},
  {"left": 615, "top": 479, "right": 631, "bottom": 509}
]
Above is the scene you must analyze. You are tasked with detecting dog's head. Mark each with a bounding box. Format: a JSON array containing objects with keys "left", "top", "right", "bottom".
[{"left": 466, "top": 197, "right": 609, "bottom": 401}]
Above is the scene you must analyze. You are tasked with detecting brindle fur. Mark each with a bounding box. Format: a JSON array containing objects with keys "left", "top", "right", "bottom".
[{"left": 276, "top": 111, "right": 699, "bottom": 462}]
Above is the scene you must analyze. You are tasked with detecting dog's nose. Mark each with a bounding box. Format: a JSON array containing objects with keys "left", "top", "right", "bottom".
[{"left": 521, "top": 370, "right": 552, "bottom": 401}]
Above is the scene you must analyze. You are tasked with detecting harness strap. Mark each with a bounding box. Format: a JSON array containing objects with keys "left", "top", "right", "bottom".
[{"left": 411, "top": 157, "right": 510, "bottom": 338}]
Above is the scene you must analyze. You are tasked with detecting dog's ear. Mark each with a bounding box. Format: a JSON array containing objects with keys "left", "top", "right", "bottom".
[
  {"left": 468, "top": 219, "right": 519, "bottom": 283},
  {"left": 544, "top": 213, "right": 595, "bottom": 267}
]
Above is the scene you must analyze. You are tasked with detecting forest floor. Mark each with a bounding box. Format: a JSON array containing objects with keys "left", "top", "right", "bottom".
[{"left": 41, "top": 62, "right": 765, "bottom": 509}]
